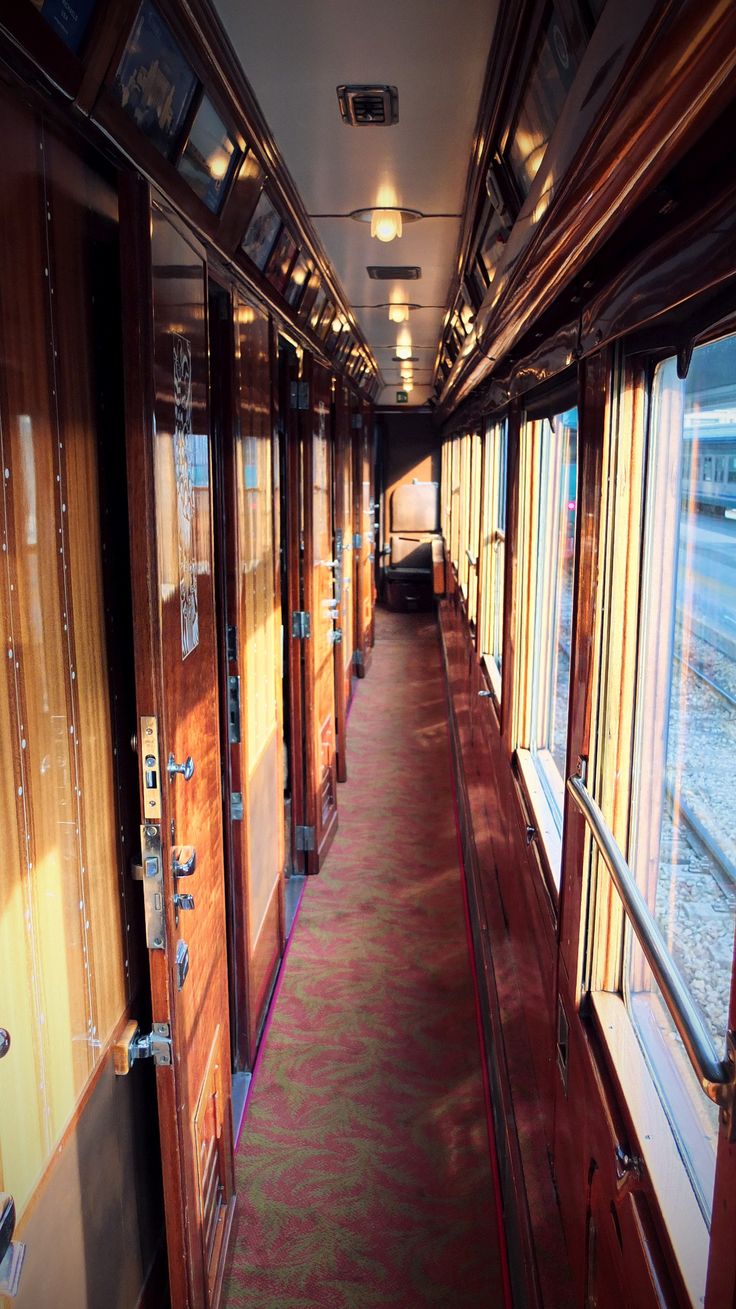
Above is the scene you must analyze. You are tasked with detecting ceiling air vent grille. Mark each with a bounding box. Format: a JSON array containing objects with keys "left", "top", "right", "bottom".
[
  {"left": 367, "top": 266, "right": 421, "bottom": 280},
  {"left": 337, "top": 85, "right": 399, "bottom": 126}
]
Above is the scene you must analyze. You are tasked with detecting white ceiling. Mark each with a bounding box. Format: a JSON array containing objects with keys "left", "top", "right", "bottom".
[{"left": 214, "top": 0, "right": 499, "bottom": 406}]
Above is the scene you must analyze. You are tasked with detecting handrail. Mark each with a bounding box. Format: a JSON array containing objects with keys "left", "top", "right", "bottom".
[{"left": 567, "top": 773, "right": 734, "bottom": 1108}]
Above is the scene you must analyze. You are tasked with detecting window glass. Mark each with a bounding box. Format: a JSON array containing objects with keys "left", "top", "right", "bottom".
[
  {"left": 467, "top": 432, "right": 483, "bottom": 627},
  {"left": 177, "top": 96, "right": 238, "bottom": 213},
  {"left": 114, "top": 2, "right": 198, "bottom": 158},
  {"left": 627, "top": 337, "right": 736, "bottom": 1217},
  {"left": 507, "top": 7, "right": 583, "bottom": 197},
  {"left": 450, "top": 437, "right": 462, "bottom": 571},
  {"left": 479, "top": 210, "right": 507, "bottom": 287},
  {"left": 284, "top": 253, "right": 311, "bottom": 309},
  {"left": 479, "top": 420, "right": 508, "bottom": 683},
  {"left": 241, "top": 190, "right": 281, "bottom": 271},
  {"left": 529, "top": 407, "right": 577, "bottom": 817}
]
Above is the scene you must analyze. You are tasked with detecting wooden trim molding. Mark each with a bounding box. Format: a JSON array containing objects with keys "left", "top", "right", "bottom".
[{"left": 440, "top": 0, "right": 736, "bottom": 417}]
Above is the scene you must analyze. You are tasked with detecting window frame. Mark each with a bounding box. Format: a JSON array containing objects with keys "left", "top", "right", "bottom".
[
  {"left": 513, "top": 401, "right": 578, "bottom": 889},
  {"left": 478, "top": 416, "right": 508, "bottom": 706}
]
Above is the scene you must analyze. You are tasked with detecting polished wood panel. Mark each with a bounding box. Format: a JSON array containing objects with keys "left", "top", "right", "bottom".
[
  {"left": 0, "top": 85, "right": 135, "bottom": 1216},
  {"left": 442, "top": 0, "right": 736, "bottom": 415},
  {"left": 333, "top": 380, "right": 353, "bottom": 782},
  {"left": 230, "top": 292, "right": 285, "bottom": 1055},
  {"left": 278, "top": 337, "right": 308, "bottom": 875},
  {"left": 353, "top": 405, "right": 375, "bottom": 675},
  {"left": 302, "top": 358, "right": 338, "bottom": 869},
  {"left": 120, "top": 184, "right": 234, "bottom": 1308}
]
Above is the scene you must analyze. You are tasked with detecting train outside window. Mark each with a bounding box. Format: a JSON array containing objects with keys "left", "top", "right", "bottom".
[{"left": 628, "top": 335, "right": 736, "bottom": 1220}]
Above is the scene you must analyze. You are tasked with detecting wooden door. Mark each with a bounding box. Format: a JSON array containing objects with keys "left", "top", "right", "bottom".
[
  {"left": 279, "top": 337, "right": 308, "bottom": 875},
  {"left": 354, "top": 404, "right": 374, "bottom": 676},
  {"left": 302, "top": 358, "right": 339, "bottom": 871},
  {"left": 0, "top": 91, "right": 163, "bottom": 1307},
  {"left": 333, "top": 380, "right": 354, "bottom": 782},
  {"left": 121, "top": 183, "right": 234, "bottom": 1309},
  {"left": 225, "top": 290, "right": 285, "bottom": 1064}
]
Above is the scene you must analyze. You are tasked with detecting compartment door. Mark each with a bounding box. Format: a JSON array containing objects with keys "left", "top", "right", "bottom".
[
  {"left": 229, "top": 292, "right": 285, "bottom": 1061},
  {"left": 302, "top": 358, "right": 339, "bottom": 871},
  {"left": 122, "top": 186, "right": 234, "bottom": 1309},
  {"left": 333, "top": 380, "right": 353, "bottom": 782},
  {"left": 354, "top": 403, "right": 374, "bottom": 674}
]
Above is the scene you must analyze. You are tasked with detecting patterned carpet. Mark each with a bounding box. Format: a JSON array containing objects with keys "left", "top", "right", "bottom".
[{"left": 222, "top": 608, "right": 506, "bottom": 1308}]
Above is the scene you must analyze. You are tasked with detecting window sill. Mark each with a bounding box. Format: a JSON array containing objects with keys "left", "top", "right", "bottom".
[
  {"left": 591, "top": 990, "right": 708, "bottom": 1309},
  {"left": 514, "top": 747, "right": 562, "bottom": 892},
  {"left": 481, "top": 652, "right": 502, "bottom": 710}
]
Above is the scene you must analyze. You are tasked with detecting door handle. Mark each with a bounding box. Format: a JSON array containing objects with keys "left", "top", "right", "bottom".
[
  {"left": 167, "top": 753, "right": 195, "bottom": 782},
  {"left": 172, "top": 846, "right": 196, "bottom": 878}
]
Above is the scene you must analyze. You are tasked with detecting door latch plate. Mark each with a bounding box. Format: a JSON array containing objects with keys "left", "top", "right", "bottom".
[
  {"left": 140, "top": 824, "right": 166, "bottom": 950},
  {"left": 140, "top": 715, "right": 162, "bottom": 819}
]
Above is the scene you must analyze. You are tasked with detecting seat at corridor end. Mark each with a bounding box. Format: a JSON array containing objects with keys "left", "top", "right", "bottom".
[{"left": 384, "top": 480, "right": 444, "bottom": 610}]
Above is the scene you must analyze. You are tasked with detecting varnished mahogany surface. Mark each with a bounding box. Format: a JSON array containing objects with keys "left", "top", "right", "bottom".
[
  {"left": 0, "top": 87, "right": 162, "bottom": 1303},
  {"left": 121, "top": 184, "right": 234, "bottom": 1309},
  {"left": 333, "top": 380, "right": 353, "bottom": 783},
  {"left": 231, "top": 294, "right": 285, "bottom": 1055},
  {"left": 302, "top": 358, "right": 339, "bottom": 869}
]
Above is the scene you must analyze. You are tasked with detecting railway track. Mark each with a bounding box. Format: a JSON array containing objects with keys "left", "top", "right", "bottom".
[
  {"left": 674, "top": 651, "right": 736, "bottom": 710},
  {"left": 667, "top": 783, "right": 736, "bottom": 894}
]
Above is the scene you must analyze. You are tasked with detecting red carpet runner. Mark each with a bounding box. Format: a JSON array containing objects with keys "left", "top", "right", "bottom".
[{"left": 222, "top": 609, "right": 506, "bottom": 1307}]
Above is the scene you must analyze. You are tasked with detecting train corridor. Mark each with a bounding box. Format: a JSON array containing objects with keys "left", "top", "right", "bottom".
[{"left": 222, "top": 607, "right": 508, "bottom": 1308}]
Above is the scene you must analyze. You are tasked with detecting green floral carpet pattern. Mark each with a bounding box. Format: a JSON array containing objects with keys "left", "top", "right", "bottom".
[{"left": 222, "top": 609, "right": 504, "bottom": 1307}]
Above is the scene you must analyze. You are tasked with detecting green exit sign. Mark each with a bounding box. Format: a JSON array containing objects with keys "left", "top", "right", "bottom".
[{"left": 396, "top": 390, "right": 409, "bottom": 403}]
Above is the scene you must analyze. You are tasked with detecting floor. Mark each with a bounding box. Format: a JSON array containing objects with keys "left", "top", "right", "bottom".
[{"left": 222, "top": 608, "right": 506, "bottom": 1308}]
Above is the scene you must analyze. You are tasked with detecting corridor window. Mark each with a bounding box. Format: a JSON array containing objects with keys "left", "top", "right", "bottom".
[
  {"left": 627, "top": 337, "right": 736, "bottom": 1218},
  {"left": 467, "top": 431, "right": 483, "bottom": 628},
  {"left": 479, "top": 419, "right": 508, "bottom": 697},
  {"left": 458, "top": 434, "right": 472, "bottom": 599},
  {"left": 450, "top": 436, "right": 462, "bottom": 573},
  {"left": 516, "top": 406, "right": 577, "bottom": 881}
]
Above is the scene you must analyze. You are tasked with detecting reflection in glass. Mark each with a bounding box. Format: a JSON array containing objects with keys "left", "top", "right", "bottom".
[
  {"left": 479, "top": 210, "right": 507, "bottom": 287},
  {"left": 266, "top": 227, "right": 297, "bottom": 294},
  {"left": 628, "top": 337, "right": 736, "bottom": 1217},
  {"left": 507, "top": 7, "right": 583, "bottom": 196},
  {"left": 530, "top": 407, "right": 577, "bottom": 813},
  {"left": 241, "top": 190, "right": 281, "bottom": 271},
  {"left": 114, "top": 2, "right": 198, "bottom": 157},
  {"left": 177, "top": 97, "right": 238, "bottom": 213},
  {"left": 285, "top": 253, "right": 311, "bottom": 308},
  {"left": 309, "top": 287, "right": 327, "bottom": 334}
]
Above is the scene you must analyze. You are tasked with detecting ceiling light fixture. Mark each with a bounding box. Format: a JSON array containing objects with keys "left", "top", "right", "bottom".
[
  {"left": 349, "top": 207, "right": 423, "bottom": 243},
  {"left": 371, "top": 209, "right": 402, "bottom": 242},
  {"left": 388, "top": 303, "right": 409, "bottom": 323}
]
